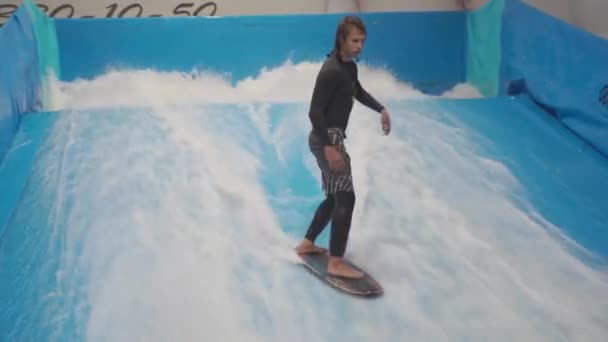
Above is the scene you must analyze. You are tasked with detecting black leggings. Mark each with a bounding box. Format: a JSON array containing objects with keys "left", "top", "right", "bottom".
[{"left": 304, "top": 191, "right": 356, "bottom": 257}]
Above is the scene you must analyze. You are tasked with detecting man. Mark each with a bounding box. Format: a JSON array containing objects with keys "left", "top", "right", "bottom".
[{"left": 295, "top": 15, "right": 391, "bottom": 279}]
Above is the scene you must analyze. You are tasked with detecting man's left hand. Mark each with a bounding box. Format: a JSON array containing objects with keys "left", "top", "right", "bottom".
[{"left": 381, "top": 109, "right": 391, "bottom": 135}]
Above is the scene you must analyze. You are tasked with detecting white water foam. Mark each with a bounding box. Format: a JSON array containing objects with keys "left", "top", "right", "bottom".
[
  {"left": 37, "top": 60, "right": 607, "bottom": 341},
  {"left": 47, "top": 60, "right": 481, "bottom": 111}
]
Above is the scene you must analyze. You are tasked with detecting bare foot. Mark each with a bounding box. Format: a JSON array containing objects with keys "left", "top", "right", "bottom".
[
  {"left": 327, "top": 257, "right": 364, "bottom": 279},
  {"left": 295, "top": 239, "right": 327, "bottom": 254}
]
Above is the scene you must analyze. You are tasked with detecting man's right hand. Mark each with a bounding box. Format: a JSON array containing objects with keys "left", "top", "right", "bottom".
[{"left": 324, "top": 145, "right": 345, "bottom": 173}]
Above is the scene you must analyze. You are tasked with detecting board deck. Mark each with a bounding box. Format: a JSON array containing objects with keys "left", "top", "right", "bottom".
[{"left": 297, "top": 251, "right": 383, "bottom": 297}]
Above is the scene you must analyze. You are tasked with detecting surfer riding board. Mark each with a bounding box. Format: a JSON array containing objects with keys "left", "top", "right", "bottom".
[{"left": 294, "top": 15, "right": 389, "bottom": 298}]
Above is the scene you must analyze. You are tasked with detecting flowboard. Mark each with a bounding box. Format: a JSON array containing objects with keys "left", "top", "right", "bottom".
[{"left": 298, "top": 252, "right": 384, "bottom": 297}]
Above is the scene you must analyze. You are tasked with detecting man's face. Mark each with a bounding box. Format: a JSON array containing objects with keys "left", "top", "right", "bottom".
[{"left": 342, "top": 27, "right": 366, "bottom": 60}]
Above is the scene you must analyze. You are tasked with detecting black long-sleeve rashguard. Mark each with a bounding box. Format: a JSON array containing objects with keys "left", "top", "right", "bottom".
[{"left": 308, "top": 52, "right": 385, "bottom": 146}]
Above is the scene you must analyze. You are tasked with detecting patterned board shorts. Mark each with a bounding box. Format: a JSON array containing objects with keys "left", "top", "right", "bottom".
[{"left": 308, "top": 128, "right": 354, "bottom": 195}]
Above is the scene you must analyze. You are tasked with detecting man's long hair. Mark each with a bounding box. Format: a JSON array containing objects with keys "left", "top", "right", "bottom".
[{"left": 328, "top": 15, "right": 367, "bottom": 59}]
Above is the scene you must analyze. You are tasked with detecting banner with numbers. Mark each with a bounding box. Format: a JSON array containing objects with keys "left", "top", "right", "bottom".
[{"left": 0, "top": 0, "right": 330, "bottom": 27}]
